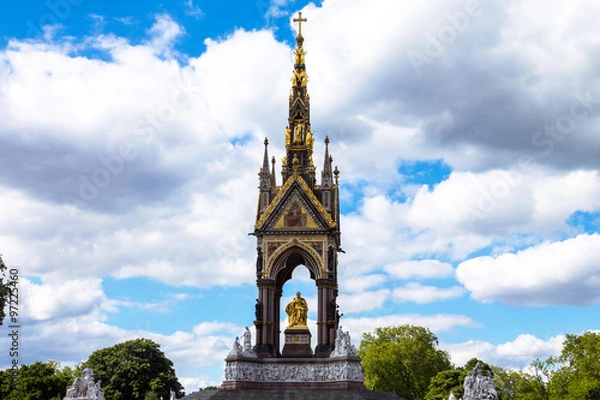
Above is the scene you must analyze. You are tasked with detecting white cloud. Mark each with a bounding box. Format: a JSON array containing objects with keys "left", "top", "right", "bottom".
[
  {"left": 192, "top": 321, "right": 240, "bottom": 336},
  {"left": 266, "top": 0, "right": 293, "bottom": 19},
  {"left": 445, "top": 334, "right": 565, "bottom": 369},
  {"left": 456, "top": 233, "right": 600, "bottom": 306},
  {"left": 392, "top": 282, "right": 465, "bottom": 304},
  {"left": 147, "top": 14, "right": 185, "bottom": 57},
  {"left": 184, "top": 0, "right": 204, "bottom": 19},
  {"left": 342, "top": 313, "right": 478, "bottom": 347},
  {"left": 338, "top": 289, "right": 390, "bottom": 314},
  {"left": 384, "top": 260, "right": 455, "bottom": 280},
  {"left": 20, "top": 278, "right": 107, "bottom": 321},
  {"left": 496, "top": 334, "right": 564, "bottom": 360},
  {"left": 340, "top": 273, "right": 387, "bottom": 293}
]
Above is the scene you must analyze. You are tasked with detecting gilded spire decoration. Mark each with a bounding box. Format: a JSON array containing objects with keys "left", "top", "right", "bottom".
[
  {"left": 293, "top": 12, "right": 307, "bottom": 35},
  {"left": 283, "top": 11, "right": 314, "bottom": 185}
]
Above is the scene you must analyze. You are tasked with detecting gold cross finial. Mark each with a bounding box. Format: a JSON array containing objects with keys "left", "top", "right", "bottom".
[{"left": 293, "top": 12, "right": 307, "bottom": 35}]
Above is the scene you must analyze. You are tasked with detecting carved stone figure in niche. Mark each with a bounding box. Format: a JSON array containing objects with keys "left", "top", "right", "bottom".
[
  {"left": 285, "top": 292, "right": 308, "bottom": 328},
  {"left": 256, "top": 247, "right": 263, "bottom": 277},
  {"left": 328, "top": 298, "right": 336, "bottom": 321},
  {"left": 285, "top": 126, "right": 292, "bottom": 145},
  {"left": 293, "top": 69, "right": 307, "bottom": 88},
  {"left": 294, "top": 48, "right": 305, "bottom": 65},
  {"left": 255, "top": 299, "right": 262, "bottom": 321},
  {"left": 293, "top": 123, "right": 303, "bottom": 143}
]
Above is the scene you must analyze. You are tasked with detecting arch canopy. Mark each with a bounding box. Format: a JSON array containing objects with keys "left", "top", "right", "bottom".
[{"left": 270, "top": 244, "right": 322, "bottom": 289}]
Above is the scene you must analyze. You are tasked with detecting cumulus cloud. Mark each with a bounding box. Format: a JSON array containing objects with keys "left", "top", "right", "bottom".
[
  {"left": 456, "top": 233, "right": 600, "bottom": 306},
  {"left": 338, "top": 289, "right": 390, "bottom": 314},
  {"left": 342, "top": 313, "right": 479, "bottom": 345},
  {"left": 445, "top": 334, "right": 565, "bottom": 369},
  {"left": 20, "top": 278, "right": 107, "bottom": 322},
  {"left": 392, "top": 282, "right": 465, "bottom": 304},
  {"left": 384, "top": 260, "right": 455, "bottom": 280},
  {"left": 147, "top": 14, "right": 185, "bottom": 57}
]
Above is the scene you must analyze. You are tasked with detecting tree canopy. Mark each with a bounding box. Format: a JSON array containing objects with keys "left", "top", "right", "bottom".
[
  {"left": 84, "top": 338, "right": 184, "bottom": 400},
  {"left": 358, "top": 324, "right": 451, "bottom": 400},
  {"left": 0, "top": 254, "right": 10, "bottom": 326},
  {"left": 0, "top": 361, "right": 74, "bottom": 400},
  {"left": 547, "top": 331, "right": 600, "bottom": 400}
]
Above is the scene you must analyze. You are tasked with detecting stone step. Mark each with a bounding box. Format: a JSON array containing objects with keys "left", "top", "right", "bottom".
[{"left": 183, "top": 389, "right": 405, "bottom": 400}]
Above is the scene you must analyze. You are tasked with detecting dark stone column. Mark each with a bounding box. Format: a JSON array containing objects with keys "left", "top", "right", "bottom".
[
  {"left": 315, "top": 278, "right": 336, "bottom": 357},
  {"left": 254, "top": 279, "right": 277, "bottom": 358}
]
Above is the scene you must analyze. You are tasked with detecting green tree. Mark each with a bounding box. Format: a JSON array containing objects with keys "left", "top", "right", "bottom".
[
  {"left": 0, "top": 361, "right": 74, "bottom": 400},
  {"left": 547, "top": 332, "right": 600, "bottom": 400},
  {"left": 425, "top": 368, "right": 464, "bottom": 400},
  {"left": 494, "top": 370, "right": 547, "bottom": 400},
  {"left": 358, "top": 325, "right": 451, "bottom": 400},
  {"left": 84, "top": 338, "right": 184, "bottom": 400},
  {"left": 0, "top": 254, "right": 11, "bottom": 326}
]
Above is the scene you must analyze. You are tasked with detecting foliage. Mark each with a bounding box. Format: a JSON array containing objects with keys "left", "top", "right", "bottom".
[
  {"left": 547, "top": 331, "right": 600, "bottom": 400},
  {"left": 493, "top": 362, "right": 549, "bottom": 400},
  {"left": 200, "top": 385, "right": 220, "bottom": 391},
  {"left": 84, "top": 338, "right": 184, "bottom": 400},
  {"left": 0, "top": 254, "right": 10, "bottom": 326},
  {"left": 358, "top": 325, "right": 451, "bottom": 400},
  {"left": 425, "top": 368, "right": 464, "bottom": 400},
  {"left": 425, "top": 358, "right": 493, "bottom": 400},
  {"left": 144, "top": 391, "right": 160, "bottom": 400},
  {"left": 0, "top": 361, "right": 74, "bottom": 400}
]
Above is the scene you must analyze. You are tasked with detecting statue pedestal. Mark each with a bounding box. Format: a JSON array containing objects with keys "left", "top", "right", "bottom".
[
  {"left": 282, "top": 327, "right": 312, "bottom": 358},
  {"left": 222, "top": 354, "right": 365, "bottom": 390}
]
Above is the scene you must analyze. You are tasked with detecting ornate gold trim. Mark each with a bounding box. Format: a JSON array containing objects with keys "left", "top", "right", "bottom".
[{"left": 254, "top": 175, "right": 336, "bottom": 230}]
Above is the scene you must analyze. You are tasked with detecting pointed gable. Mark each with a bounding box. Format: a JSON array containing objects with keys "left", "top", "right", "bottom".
[{"left": 255, "top": 174, "right": 336, "bottom": 232}]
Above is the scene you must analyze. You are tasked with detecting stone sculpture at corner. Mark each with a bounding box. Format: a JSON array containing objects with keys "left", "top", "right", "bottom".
[
  {"left": 449, "top": 361, "right": 499, "bottom": 400},
  {"left": 228, "top": 328, "right": 257, "bottom": 358},
  {"left": 64, "top": 366, "right": 105, "bottom": 400},
  {"left": 330, "top": 327, "right": 358, "bottom": 357}
]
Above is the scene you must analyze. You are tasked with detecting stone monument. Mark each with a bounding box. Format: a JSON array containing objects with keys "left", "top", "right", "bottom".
[
  {"left": 282, "top": 292, "right": 312, "bottom": 357},
  {"left": 63, "top": 366, "right": 105, "bottom": 400},
  {"left": 220, "top": 11, "right": 365, "bottom": 392},
  {"left": 449, "top": 361, "right": 499, "bottom": 400}
]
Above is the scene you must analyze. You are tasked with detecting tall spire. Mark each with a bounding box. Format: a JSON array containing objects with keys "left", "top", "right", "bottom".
[
  {"left": 321, "top": 136, "right": 333, "bottom": 188},
  {"left": 282, "top": 12, "right": 314, "bottom": 186},
  {"left": 259, "top": 138, "right": 272, "bottom": 190}
]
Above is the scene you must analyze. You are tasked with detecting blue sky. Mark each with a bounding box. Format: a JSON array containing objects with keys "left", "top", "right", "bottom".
[{"left": 1, "top": 0, "right": 600, "bottom": 394}]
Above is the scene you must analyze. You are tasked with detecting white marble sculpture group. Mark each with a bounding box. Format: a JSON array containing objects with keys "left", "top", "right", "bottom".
[
  {"left": 63, "top": 366, "right": 105, "bottom": 400},
  {"left": 449, "top": 361, "right": 499, "bottom": 400}
]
